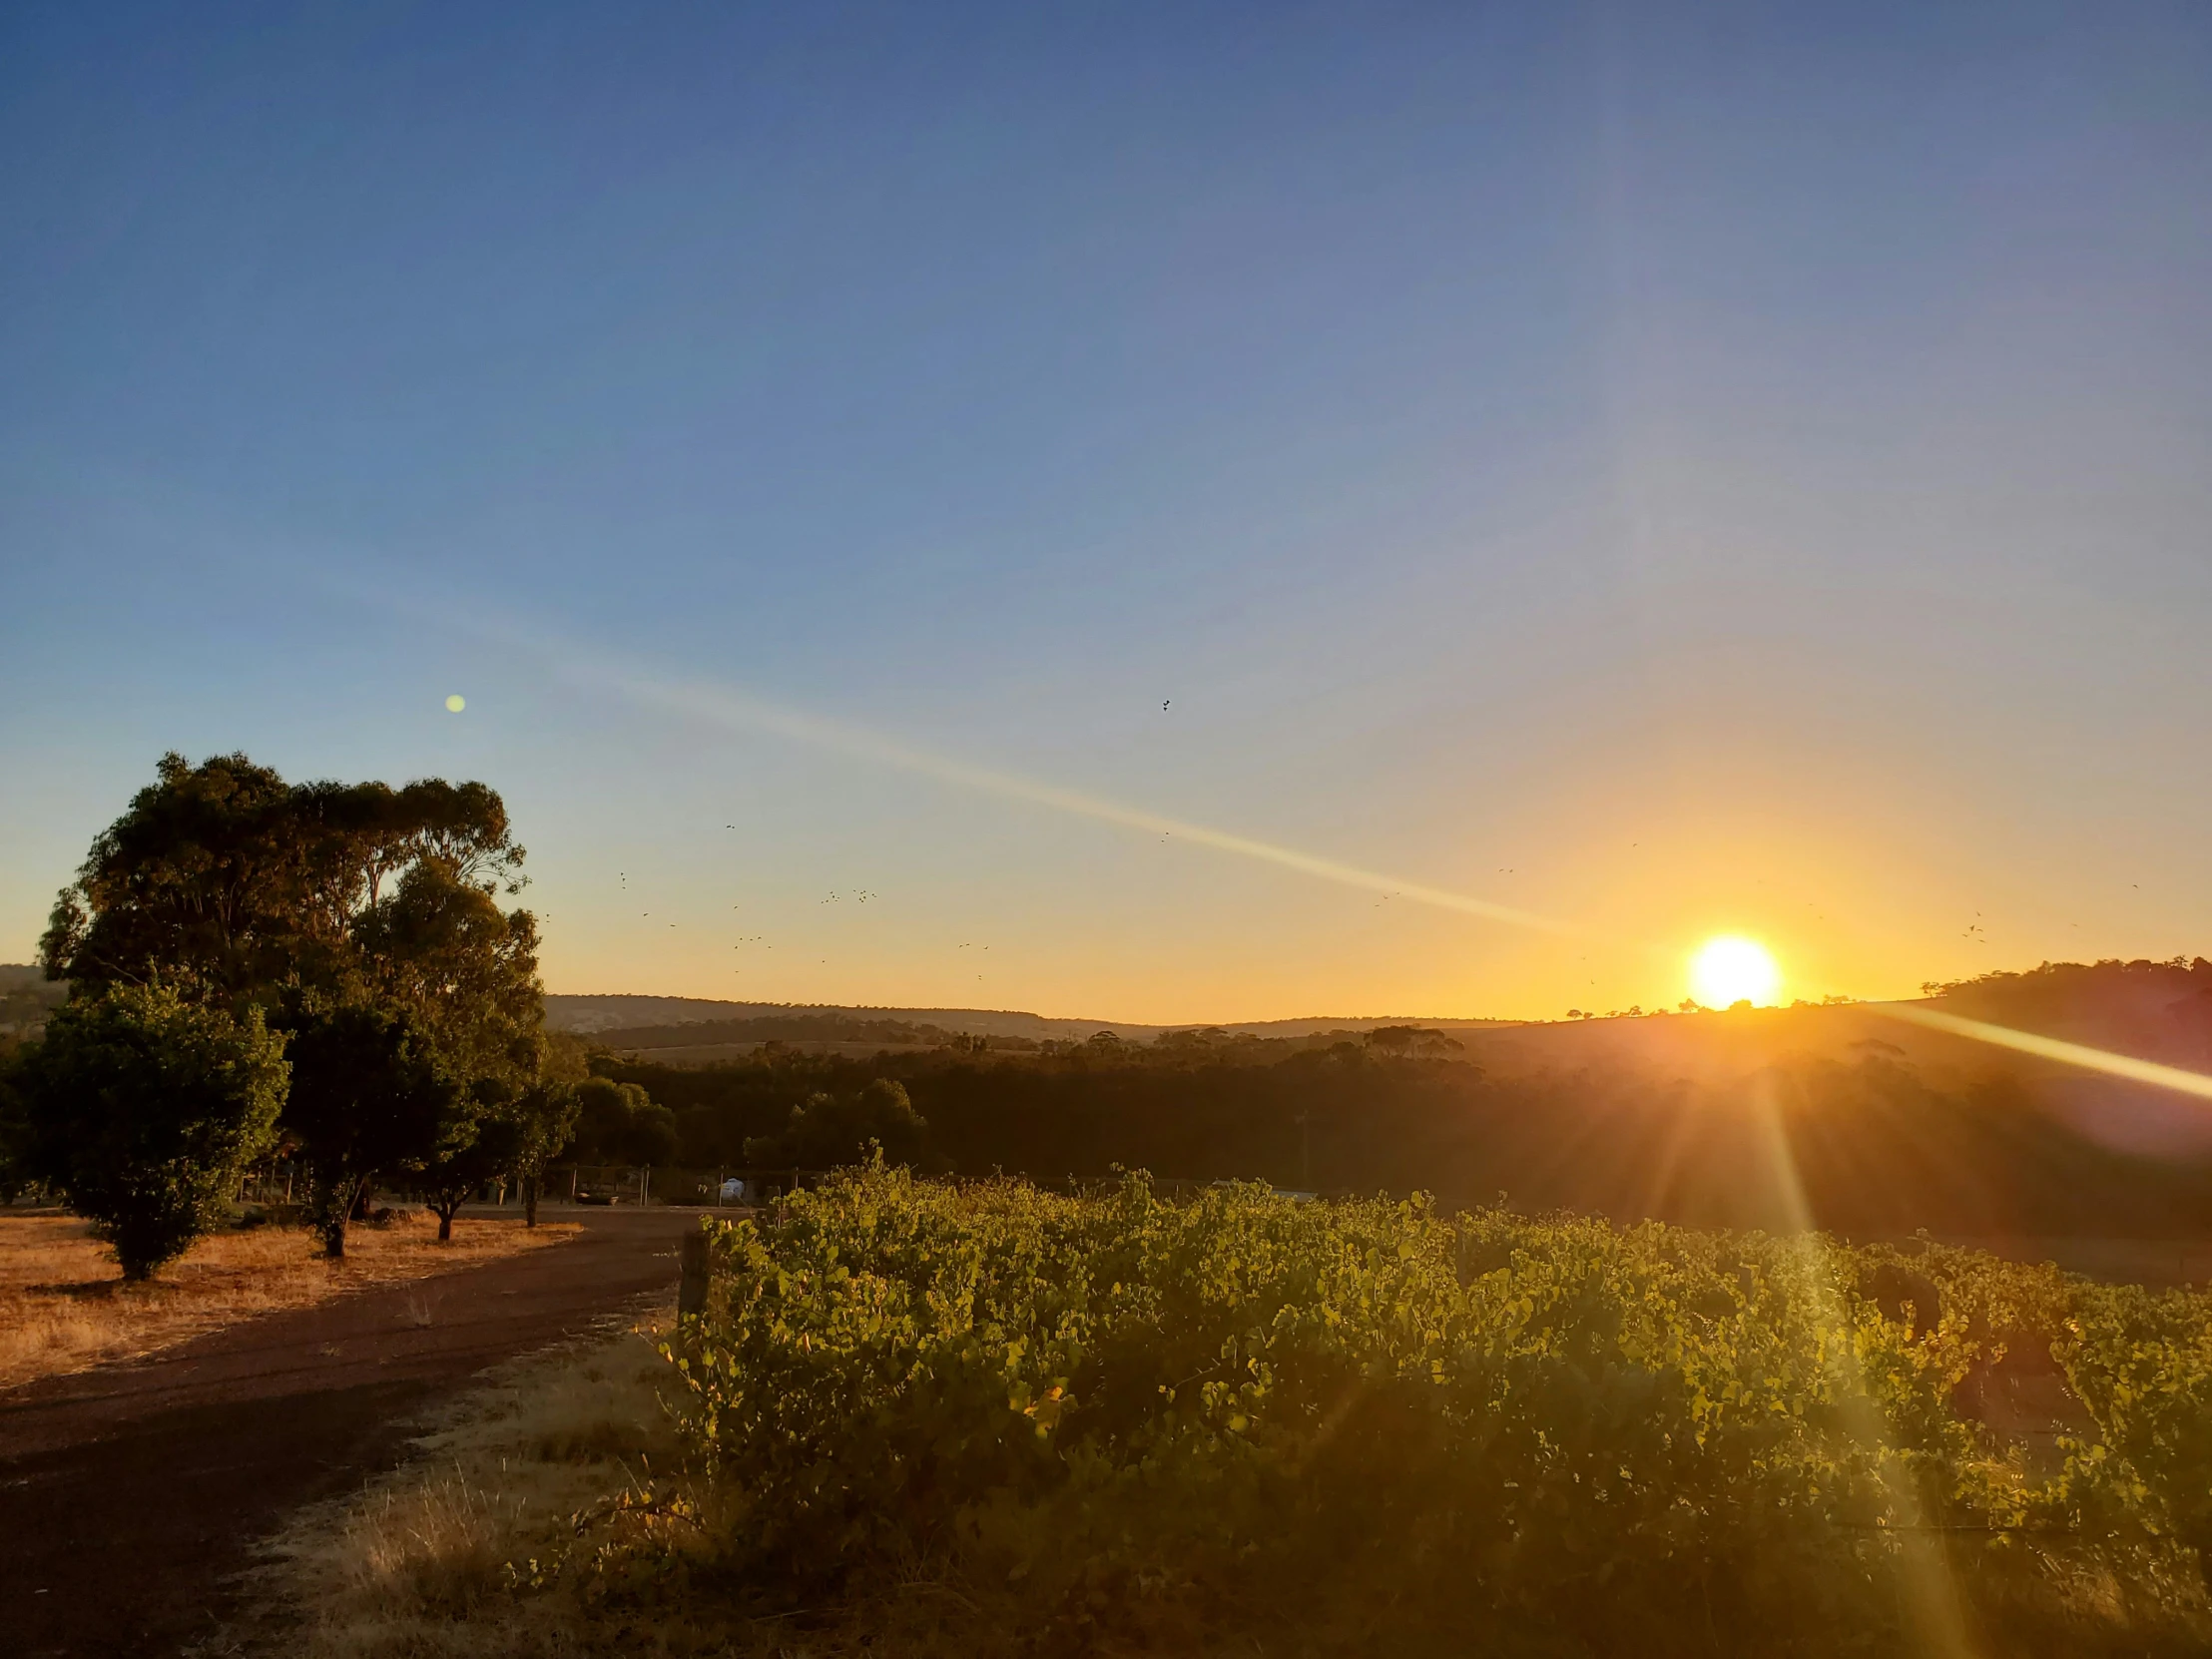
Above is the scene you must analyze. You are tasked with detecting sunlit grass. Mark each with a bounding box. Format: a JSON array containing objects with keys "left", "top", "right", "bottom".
[
  {"left": 247, "top": 1312, "right": 691, "bottom": 1659},
  {"left": 0, "top": 1210, "right": 576, "bottom": 1390}
]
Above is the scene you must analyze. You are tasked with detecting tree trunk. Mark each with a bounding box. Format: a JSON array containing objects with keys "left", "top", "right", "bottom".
[
  {"left": 523, "top": 1174, "right": 539, "bottom": 1228},
  {"left": 310, "top": 1168, "right": 354, "bottom": 1259},
  {"left": 436, "top": 1204, "right": 453, "bottom": 1242}
]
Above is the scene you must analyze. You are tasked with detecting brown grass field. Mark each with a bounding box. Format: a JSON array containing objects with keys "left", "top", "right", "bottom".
[{"left": 0, "top": 1209, "right": 580, "bottom": 1391}]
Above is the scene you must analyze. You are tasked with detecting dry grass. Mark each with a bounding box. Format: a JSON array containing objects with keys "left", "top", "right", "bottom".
[
  {"left": 242, "top": 1309, "right": 721, "bottom": 1659},
  {"left": 0, "top": 1209, "right": 577, "bottom": 1390},
  {"left": 239, "top": 1319, "right": 1121, "bottom": 1659}
]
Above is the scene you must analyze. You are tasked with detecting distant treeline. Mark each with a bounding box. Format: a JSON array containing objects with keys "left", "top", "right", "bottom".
[
  {"left": 1927, "top": 956, "right": 2212, "bottom": 1065},
  {"left": 598, "top": 1021, "right": 2212, "bottom": 1239},
  {"left": 589, "top": 1012, "right": 1036, "bottom": 1052},
  {"left": 586, "top": 1014, "right": 1452, "bottom": 1057}
]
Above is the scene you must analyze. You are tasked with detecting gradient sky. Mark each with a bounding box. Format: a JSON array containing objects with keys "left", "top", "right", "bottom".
[{"left": 4, "top": 2, "right": 2209, "bottom": 1023}]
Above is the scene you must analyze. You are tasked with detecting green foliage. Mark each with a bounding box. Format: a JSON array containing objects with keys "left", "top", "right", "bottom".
[
  {"left": 4, "top": 983, "right": 287, "bottom": 1280},
  {"left": 2051, "top": 1279, "right": 2212, "bottom": 1562},
  {"left": 350, "top": 856, "right": 544, "bottom": 1087},
  {"left": 416, "top": 1070, "right": 583, "bottom": 1236},
  {"left": 510, "top": 1078, "right": 581, "bottom": 1167},
  {"left": 569, "top": 1077, "right": 677, "bottom": 1166},
  {"left": 37, "top": 753, "right": 550, "bottom": 1249},
  {"left": 281, "top": 1001, "right": 469, "bottom": 1257},
  {"left": 416, "top": 1083, "right": 526, "bottom": 1240},
  {"left": 40, "top": 753, "right": 303, "bottom": 998},
  {"left": 742, "top": 1076, "right": 929, "bottom": 1169},
  {"left": 662, "top": 1168, "right": 2212, "bottom": 1656},
  {"left": 38, "top": 752, "right": 544, "bottom": 1100}
]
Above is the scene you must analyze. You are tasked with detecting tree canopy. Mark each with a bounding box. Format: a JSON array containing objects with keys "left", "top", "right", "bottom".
[
  {"left": 281, "top": 1001, "right": 472, "bottom": 1257},
  {"left": 32, "top": 753, "right": 549, "bottom": 1252},
  {"left": 8, "top": 752, "right": 569, "bottom": 1280},
  {"left": 745, "top": 1077, "right": 930, "bottom": 1169},
  {"left": 5, "top": 982, "right": 288, "bottom": 1279},
  {"left": 40, "top": 752, "right": 530, "bottom": 1018},
  {"left": 570, "top": 1077, "right": 678, "bottom": 1167},
  {"left": 350, "top": 857, "right": 544, "bottom": 1088}
]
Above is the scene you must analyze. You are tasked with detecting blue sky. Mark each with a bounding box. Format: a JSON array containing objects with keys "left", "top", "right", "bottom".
[{"left": 4, "top": 2, "right": 2209, "bottom": 1020}]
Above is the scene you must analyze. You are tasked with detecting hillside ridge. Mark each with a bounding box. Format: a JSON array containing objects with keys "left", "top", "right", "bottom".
[{"left": 544, "top": 992, "right": 1524, "bottom": 1043}]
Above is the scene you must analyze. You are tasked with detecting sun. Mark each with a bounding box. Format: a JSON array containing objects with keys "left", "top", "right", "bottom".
[{"left": 1689, "top": 935, "right": 1782, "bottom": 1009}]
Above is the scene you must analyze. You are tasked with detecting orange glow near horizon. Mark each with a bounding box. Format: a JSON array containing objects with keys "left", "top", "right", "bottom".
[{"left": 375, "top": 612, "right": 2199, "bottom": 1026}]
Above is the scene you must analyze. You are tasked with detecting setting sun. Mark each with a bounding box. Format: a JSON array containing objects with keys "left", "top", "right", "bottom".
[{"left": 1689, "top": 935, "right": 1782, "bottom": 1008}]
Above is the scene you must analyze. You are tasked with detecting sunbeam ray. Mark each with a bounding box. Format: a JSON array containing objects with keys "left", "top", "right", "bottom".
[
  {"left": 422, "top": 603, "right": 1591, "bottom": 940},
  {"left": 1871, "top": 1004, "right": 2212, "bottom": 1105}
]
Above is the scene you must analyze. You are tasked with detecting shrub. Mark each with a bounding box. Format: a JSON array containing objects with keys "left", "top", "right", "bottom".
[
  {"left": 662, "top": 1166, "right": 2212, "bottom": 1656},
  {"left": 6, "top": 982, "right": 288, "bottom": 1280}
]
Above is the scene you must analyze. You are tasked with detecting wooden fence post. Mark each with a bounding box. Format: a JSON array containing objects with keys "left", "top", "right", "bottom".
[{"left": 680, "top": 1229, "right": 710, "bottom": 1318}]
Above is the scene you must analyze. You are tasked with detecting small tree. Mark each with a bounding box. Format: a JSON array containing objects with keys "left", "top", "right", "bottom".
[
  {"left": 281, "top": 1002, "right": 468, "bottom": 1259},
  {"left": 5, "top": 983, "right": 287, "bottom": 1281},
  {"left": 507, "top": 1078, "right": 580, "bottom": 1227},
  {"left": 417, "top": 1106, "right": 522, "bottom": 1242}
]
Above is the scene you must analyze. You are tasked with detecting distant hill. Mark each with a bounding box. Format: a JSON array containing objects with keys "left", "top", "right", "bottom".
[
  {"left": 0, "top": 964, "right": 65, "bottom": 1037},
  {"left": 545, "top": 994, "right": 1162, "bottom": 1041},
  {"left": 579, "top": 959, "right": 2212, "bottom": 1241},
  {"left": 545, "top": 993, "right": 1522, "bottom": 1047},
  {"left": 559, "top": 959, "right": 2212, "bottom": 1160}
]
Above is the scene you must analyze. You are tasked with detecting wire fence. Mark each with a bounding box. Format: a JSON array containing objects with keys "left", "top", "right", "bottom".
[{"left": 549, "top": 1166, "right": 832, "bottom": 1207}]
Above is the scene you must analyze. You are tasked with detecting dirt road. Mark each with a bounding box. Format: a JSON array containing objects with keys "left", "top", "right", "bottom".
[{"left": 0, "top": 1208, "right": 698, "bottom": 1657}]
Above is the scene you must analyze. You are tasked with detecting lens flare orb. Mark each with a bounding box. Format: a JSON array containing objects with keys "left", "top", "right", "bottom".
[
  {"left": 445, "top": 694, "right": 466, "bottom": 713},
  {"left": 1690, "top": 935, "right": 1781, "bottom": 1008}
]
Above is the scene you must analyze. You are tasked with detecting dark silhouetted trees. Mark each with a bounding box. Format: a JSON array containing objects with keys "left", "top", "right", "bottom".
[
  {"left": 280, "top": 1005, "right": 470, "bottom": 1258},
  {"left": 5, "top": 983, "right": 288, "bottom": 1279},
  {"left": 570, "top": 1077, "right": 678, "bottom": 1167},
  {"left": 592, "top": 1031, "right": 2212, "bottom": 1240},
  {"left": 745, "top": 1078, "right": 929, "bottom": 1169},
  {"left": 417, "top": 1089, "right": 525, "bottom": 1241},
  {"left": 30, "top": 753, "right": 552, "bottom": 1251}
]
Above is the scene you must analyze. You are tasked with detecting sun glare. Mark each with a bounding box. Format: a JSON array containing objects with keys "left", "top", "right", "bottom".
[{"left": 1689, "top": 935, "right": 1781, "bottom": 1008}]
